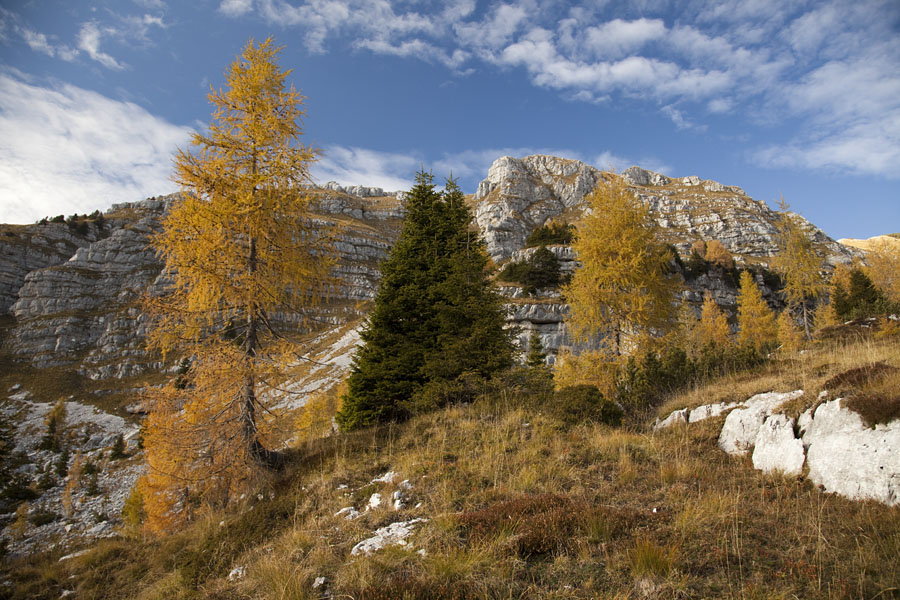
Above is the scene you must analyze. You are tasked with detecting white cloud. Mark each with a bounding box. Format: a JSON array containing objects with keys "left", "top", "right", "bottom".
[
  {"left": 455, "top": 3, "right": 529, "bottom": 52},
  {"left": 193, "top": 0, "right": 900, "bottom": 180},
  {"left": 134, "top": 0, "right": 166, "bottom": 8},
  {"left": 0, "top": 72, "right": 192, "bottom": 224},
  {"left": 583, "top": 18, "right": 666, "bottom": 58},
  {"left": 21, "top": 29, "right": 54, "bottom": 56},
  {"left": 77, "top": 21, "right": 126, "bottom": 70},
  {"left": 311, "top": 146, "right": 418, "bottom": 192},
  {"left": 219, "top": 0, "right": 254, "bottom": 17}
]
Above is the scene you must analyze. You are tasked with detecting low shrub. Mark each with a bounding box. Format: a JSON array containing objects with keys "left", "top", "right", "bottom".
[
  {"left": 456, "top": 494, "right": 583, "bottom": 557},
  {"left": 552, "top": 384, "right": 623, "bottom": 427},
  {"left": 497, "top": 245, "right": 564, "bottom": 294},
  {"left": 525, "top": 222, "right": 574, "bottom": 247}
]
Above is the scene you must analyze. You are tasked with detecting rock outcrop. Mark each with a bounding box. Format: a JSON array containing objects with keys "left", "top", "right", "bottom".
[
  {"left": 0, "top": 222, "right": 101, "bottom": 314},
  {"left": 657, "top": 393, "right": 900, "bottom": 506},
  {"left": 470, "top": 155, "right": 858, "bottom": 359},
  {"left": 1, "top": 153, "right": 861, "bottom": 375},
  {"left": 6, "top": 191, "right": 404, "bottom": 378}
]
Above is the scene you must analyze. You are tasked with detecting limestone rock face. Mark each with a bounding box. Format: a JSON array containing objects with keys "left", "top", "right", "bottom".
[
  {"left": 472, "top": 154, "right": 858, "bottom": 263},
  {"left": 11, "top": 199, "right": 169, "bottom": 376},
  {"left": 7, "top": 192, "right": 404, "bottom": 378},
  {"left": 473, "top": 155, "right": 600, "bottom": 261},
  {"left": 470, "top": 154, "right": 859, "bottom": 358},
  {"left": 803, "top": 399, "right": 900, "bottom": 505},
  {"left": 0, "top": 222, "right": 100, "bottom": 314}
]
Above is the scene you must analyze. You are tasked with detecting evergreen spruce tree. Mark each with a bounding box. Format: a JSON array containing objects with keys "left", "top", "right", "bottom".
[
  {"left": 336, "top": 173, "right": 515, "bottom": 431},
  {"left": 526, "top": 331, "right": 548, "bottom": 368}
]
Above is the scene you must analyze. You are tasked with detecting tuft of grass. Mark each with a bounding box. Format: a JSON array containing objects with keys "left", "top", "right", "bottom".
[{"left": 629, "top": 537, "right": 676, "bottom": 578}]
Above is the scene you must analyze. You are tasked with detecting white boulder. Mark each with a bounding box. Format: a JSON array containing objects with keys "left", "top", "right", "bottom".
[
  {"left": 689, "top": 402, "right": 737, "bottom": 423},
  {"left": 350, "top": 518, "right": 428, "bottom": 556},
  {"left": 654, "top": 408, "right": 688, "bottom": 430},
  {"left": 751, "top": 414, "right": 805, "bottom": 476},
  {"left": 718, "top": 390, "right": 803, "bottom": 455},
  {"left": 803, "top": 399, "right": 900, "bottom": 505}
]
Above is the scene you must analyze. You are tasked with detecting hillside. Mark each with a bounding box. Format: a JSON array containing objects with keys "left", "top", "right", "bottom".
[
  {"left": 0, "top": 154, "right": 887, "bottom": 585},
  {"left": 4, "top": 329, "right": 899, "bottom": 599}
]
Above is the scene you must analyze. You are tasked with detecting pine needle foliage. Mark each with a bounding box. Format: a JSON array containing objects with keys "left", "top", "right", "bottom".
[
  {"left": 526, "top": 331, "right": 548, "bottom": 369},
  {"left": 736, "top": 270, "right": 777, "bottom": 351},
  {"left": 142, "top": 38, "right": 335, "bottom": 533},
  {"left": 337, "top": 173, "right": 515, "bottom": 431},
  {"left": 698, "top": 291, "right": 731, "bottom": 348},
  {"left": 771, "top": 198, "right": 826, "bottom": 338},
  {"left": 564, "top": 175, "right": 678, "bottom": 357}
]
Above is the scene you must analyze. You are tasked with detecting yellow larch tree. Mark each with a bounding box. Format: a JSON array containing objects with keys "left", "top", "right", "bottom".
[
  {"left": 777, "top": 310, "right": 804, "bottom": 353},
  {"left": 737, "top": 270, "right": 777, "bottom": 351},
  {"left": 561, "top": 174, "right": 678, "bottom": 390},
  {"left": 141, "top": 38, "right": 335, "bottom": 533},
  {"left": 864, "top": 241, "right": 900, "bottom": 305},
  {"left": 698, "top": 291, "right": 731, "bottom": 347},
  {"left": 771, "top": 198, "right": 826, "bottom": 338},
  {"left": 704, "top": 239, "right": 734, "bottom": 270}
]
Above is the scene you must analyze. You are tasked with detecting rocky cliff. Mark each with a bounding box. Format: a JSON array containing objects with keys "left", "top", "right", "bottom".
[
  {"left": 474, "top": 155, "right": 857, "bottom": 359},
  {"left": 4, "top": 189, "right": 404, "bottom": 379},
  {"left": 1, "top": 155, "right": 860, "bottom": 378}
]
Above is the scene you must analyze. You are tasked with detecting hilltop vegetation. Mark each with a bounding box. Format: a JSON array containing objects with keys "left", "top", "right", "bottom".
[{"left": 4, "top": 326, "right": 899, "bottom": 599}]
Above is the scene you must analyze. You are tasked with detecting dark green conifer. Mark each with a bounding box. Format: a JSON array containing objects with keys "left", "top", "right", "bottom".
[
  {"left": 525, "top": 331, "right": 547, "bottom": 369},
  {"left": 337, "top": 173, "right": 515, "bottom": 430}
]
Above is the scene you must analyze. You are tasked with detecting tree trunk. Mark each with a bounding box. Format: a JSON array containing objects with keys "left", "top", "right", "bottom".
[
  {"left": 241, "top": 236, "right": 284, "bottom": 470},
  {"left": 802, "top": 301, "right": 811, "bottom": 340}
]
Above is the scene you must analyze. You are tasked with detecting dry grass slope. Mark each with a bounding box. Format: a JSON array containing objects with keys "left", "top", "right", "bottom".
[{"left": 3, "top": 332, "right": 899, "bottom": 599}]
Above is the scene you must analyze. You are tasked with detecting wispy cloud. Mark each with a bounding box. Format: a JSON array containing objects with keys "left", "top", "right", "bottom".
[
  {"left": 77, "top": 21, "right": 126, "bottom": 70},
  {"left": 309, "top": 145, "right": 672, "bottom": 195},
  {"left": 312, "top": 145, "right": 418, "bottom": 192},
  {"left": 0, "top": 71, "right": 192, "bottom": 223},
  {"left": 216, "top": 0, "right": 900, "bottom": 180}
]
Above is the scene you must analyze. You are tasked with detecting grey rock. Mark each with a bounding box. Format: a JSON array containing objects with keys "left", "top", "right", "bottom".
[
  {"left": 803, "top": 399, "right": 900, "bottom": 505},
  {"left": 751, "top": 414, "right": 805, "bottom": 476},
  {"left": 717, "top": 390, "right": 804, "bottom": 455}
]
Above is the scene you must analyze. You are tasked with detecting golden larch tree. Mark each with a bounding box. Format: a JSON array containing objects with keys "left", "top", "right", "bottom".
[
  {"left": 864, "top": 242, "right": 900, "bottom": 305},
  {"left": 704, "top": 239, "right": 734, "bottom": 270},
  {"left": 698, "top": 291, "right": 731, "bottom": 347},
  {"left": 771, "top": 198, "right": 825, "bottom": 338},
  {"left": 736, "top": 270, "right": 777, "bottom": 351},
  {"left": 141, "top": 38, "right": 334, "bottom": 533},
  {"left": 777, "top": 310, "right": 804, "bottom": 353},
  {"left": 563, "top": 174, "right": 678, "bottom": 359}
]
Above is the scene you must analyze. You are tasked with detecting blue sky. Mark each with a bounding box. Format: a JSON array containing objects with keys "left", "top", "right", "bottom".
[{"left": 0, "top": 0, "right": 898, "bottom": 240}]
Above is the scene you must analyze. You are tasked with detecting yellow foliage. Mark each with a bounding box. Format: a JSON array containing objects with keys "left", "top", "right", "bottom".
[
  {"left": 813, "top": 300, "right": 838, "bottom": 330},
  {"left": 777, "top": 311, "right": 804, "bottom": 353},
  {"left": 864, "top": 242, "right": 900, "bottom": 305},
  {"left": 563, "top": 175, "right": 678, "bottom": 356},
  {"left": 698, "top": 291, "right": 731, "bottom": 347},
  {"left": 771, "top": 198, "right": 825, "bottom": 336},
  {"left": 142, "top": 38, "right": 335, "bottom": 534},
  {"left": 690, "top": 239, "right": 706, "bottom": 257},
  {"left": 296, "top": 382, "right": 345, "bottom": 442},
  {"left": 874, "top": 317, "right": 900, "bottom": 340},
  {"left": 737, "top": 270, "right": 777, "bottom": 351},
  {"left": 553, "top": 349, "right": 620, "bottom": 397},
  {"left": 704, "top": 239, "right": 733, "bottom": 270},
  {"left": 61, "top": 450, "right": 83, "bottom": 518}
]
